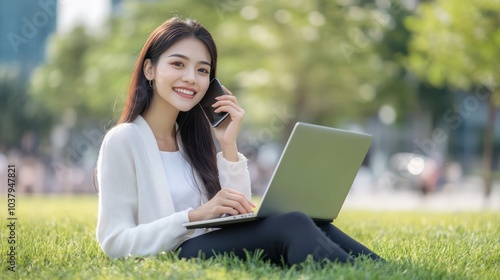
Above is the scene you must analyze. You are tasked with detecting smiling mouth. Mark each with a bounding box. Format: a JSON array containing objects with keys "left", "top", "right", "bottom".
[{"left": 173, "top": 87, "right": 196, "bottom": 96}]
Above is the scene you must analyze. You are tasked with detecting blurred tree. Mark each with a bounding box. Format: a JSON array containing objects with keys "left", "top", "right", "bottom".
[
  {"left": 30, "top": 0, "right": 419, "bottom": 147},
  {"left": 405, "top": 0, "right": 500, "bottom": 196},
  {"left": 30, "top": 27, "right": 100, "bottom": 120},
  {"left": 30, "top": 1, "right": 236, "bottom": 124},
  {"left": 0, "top": 67, "right": 53, "bottom": 151},
  {"left": 212, "top": 0, "right": 418, "bottom": 135}
]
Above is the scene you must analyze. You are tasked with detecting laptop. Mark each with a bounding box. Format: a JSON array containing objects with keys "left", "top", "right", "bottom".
[{"left": 183, "top": 122, "right": 372, "bottom": 229}]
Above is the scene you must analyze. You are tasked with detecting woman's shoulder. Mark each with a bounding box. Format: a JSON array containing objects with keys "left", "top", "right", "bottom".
[{"left": 101, "top": 121, "right": 139, "bottom": 147}]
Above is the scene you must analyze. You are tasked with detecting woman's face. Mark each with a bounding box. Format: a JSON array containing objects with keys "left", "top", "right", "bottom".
[{"left": 146, "top": 37, "right": 212, "bottom": 113}]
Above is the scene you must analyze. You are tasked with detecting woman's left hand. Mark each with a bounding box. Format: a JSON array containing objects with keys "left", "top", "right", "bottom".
[{"left": 212, "top": 86, "right": 244, "bottom": 161}]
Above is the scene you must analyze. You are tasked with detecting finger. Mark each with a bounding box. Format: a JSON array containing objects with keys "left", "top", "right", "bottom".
[
  {"left": 248, "top": 200, "right": 257, "bottom": 208},
  {"left": 217, "top": 206, "right": 240, "bottom": 216},
  {"left": 217, "top": 197, "right": 246, "bottom": 214},
  {"left": 221, "top": 188, "right": 253, "bottom": 200},
  {"left": 219, "top": 188, "right": 250, "bottom": 199},
  {"left": 240, "top": 200, "right": 254, "bottom": 213},
  {"left": 214, "top": 97, "right": 240, "bottom": 108},
  {"left": 217, "top": 190, "right": 250, "bottom": 214},
  {"left": 217, "top": 188, "right": 237, "bottom": 196},
  {"left": 221, "top": 85, "right": 233, "bottom": 96},
  {"left": 214, "top": 106, "right": 244, "bottom": 119},
  {"left": 226, "top": 193, "right": 254, "bottom": 213},
  {"left": 213, "top": 101, "right": 244, "bottom": 115},
  {"left": 212, "top": 98, "right": 239, "bottom": 108},
  {"left": 224, "top": 200, "right": 248, "bottom": 214},
  {"left": 211, "top": 206, "right": 236, "bottom": 217},
  {"left": 226, "top": 197, "right": 251, "bottom": 214},
  {"left": 210, "top": 198, "right": 240, "bottom": 217},
  {"left": 215, "top": 94, "right": 239, "bottom": 106},
  {"left": 220, "top": 189, "right": 256, "bottom": 210}
]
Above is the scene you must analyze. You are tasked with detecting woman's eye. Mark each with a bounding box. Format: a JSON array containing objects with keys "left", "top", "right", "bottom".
[
  {"left": 172, "top": 62, "right": 184, "bottom": 67},
  {"left": 198, "top": 68, "right": 210, "bottom": 74}
]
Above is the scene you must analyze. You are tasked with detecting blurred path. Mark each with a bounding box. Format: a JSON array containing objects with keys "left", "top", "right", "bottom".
[{"left": 343, "top": 183, "right": 500, "bottom": 212}]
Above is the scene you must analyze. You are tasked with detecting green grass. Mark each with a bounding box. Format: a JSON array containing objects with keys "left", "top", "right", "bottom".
[{"left": 1, "top": 195, "right": 499, "bottom": 279}]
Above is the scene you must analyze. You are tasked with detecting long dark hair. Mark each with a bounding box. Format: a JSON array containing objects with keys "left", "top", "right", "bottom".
[{"left": 118, "top": 17, "right": 221, "bottom": 199}]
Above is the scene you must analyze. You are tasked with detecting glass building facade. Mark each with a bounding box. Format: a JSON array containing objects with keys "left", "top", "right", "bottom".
[{"left": 0, "top": 0, "right": 57, "bottom": 80}]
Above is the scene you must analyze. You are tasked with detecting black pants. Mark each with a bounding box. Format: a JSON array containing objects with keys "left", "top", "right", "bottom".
[{"left": 178, "top": 212, "right": 383, "bottom": 266}]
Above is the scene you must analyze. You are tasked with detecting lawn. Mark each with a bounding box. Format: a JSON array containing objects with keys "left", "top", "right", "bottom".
[{"left": 1, "top": 195, "right": 499, "bottom": 279}]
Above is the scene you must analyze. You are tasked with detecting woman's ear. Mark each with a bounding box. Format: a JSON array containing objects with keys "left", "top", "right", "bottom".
[{"left": 143, "top": 59, "right": 154, "bottom": 81}]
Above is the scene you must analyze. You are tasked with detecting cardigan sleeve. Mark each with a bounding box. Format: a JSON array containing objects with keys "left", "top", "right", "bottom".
[
  {"left": 217, "top": 152, "right": 252, "bottom": 200},
  {"left": 96, "top": 125, "right": 194, "bottom": 259}
]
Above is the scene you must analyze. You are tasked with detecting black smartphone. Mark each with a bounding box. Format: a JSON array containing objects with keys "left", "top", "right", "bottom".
[{"left": 199, "top": 78, "right": 230, "bottom": 127}]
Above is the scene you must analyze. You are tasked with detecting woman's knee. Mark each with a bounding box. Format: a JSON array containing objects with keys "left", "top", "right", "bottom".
[{"left": 266, "top": 212, "right": 315, "bottom": 230}]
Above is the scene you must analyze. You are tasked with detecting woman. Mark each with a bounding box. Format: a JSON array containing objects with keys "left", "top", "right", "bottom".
[{"left": 96, "top": 17, "right": 383, "bottom": 266}]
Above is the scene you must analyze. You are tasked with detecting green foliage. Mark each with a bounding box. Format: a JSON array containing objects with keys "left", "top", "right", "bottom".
[
  {"left": 405, "top": 0, "right": 500, "bottom": 196},
  {"left": 30, "top": 27, "right": 107, "bottom": 120},
  {"left": 29, "top": 0, "right": 419, "bottom": 132},
  {"left": 0, "top": 68, "right": 53, "bottom": 149},
  {"left": 1, "top": 196, "right": 499, "bottom": 279},
  {"left": 405, "top": 0, "right": 500, "bottom": 93}
]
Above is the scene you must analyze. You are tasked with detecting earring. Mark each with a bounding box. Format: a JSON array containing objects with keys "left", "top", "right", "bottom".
[{"left": 149, "top": 79, "right": 153, "bottom": 88}]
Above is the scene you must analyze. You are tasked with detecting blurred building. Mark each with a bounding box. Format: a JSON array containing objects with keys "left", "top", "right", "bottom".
[
  {"left": 0, "top": 0, "right": 57, "bottom": 79},
  {"left": 1, "top": 0, "right": 118, "bottom": 77}
]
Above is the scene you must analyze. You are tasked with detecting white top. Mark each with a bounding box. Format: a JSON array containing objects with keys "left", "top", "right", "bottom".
[
  {"left": 160, "top": 151, "right": 206, "bottom": 238},
  {"left": 159, "top": 151, "right": 200, "bottom": 211},
  {"left": 95, "top": 115, "right": 252, "bottom": 258}
]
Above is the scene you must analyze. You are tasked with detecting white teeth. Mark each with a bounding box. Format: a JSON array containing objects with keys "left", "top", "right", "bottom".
[{"left": 174, "top": 88, "right": 195, "bottom": 95}]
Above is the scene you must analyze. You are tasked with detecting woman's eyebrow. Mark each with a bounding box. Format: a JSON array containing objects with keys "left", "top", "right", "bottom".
[{"left": 168, "top": 53, "right": 211, "bottom": 67}]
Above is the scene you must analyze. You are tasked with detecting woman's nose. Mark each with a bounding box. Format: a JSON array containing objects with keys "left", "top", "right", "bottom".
[{"left": 182, "top": 68, "right": 196, "bottom": 84}]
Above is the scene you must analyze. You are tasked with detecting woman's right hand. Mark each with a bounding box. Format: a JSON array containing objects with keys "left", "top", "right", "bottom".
[{"left": 188, "top": 188, "right": 256, "bottom": 222}]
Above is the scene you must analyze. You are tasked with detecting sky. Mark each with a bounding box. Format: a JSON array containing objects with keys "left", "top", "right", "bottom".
[{"left": 57, "top": 0, "right": 111, "bottom": 34}]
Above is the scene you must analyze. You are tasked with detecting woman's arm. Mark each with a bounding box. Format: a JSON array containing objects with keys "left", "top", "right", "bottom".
[
  {"left": 187, "top": 151, "right": 254, "bottom": 222},
  {"left": 211, "top": 85, "right": 252, "bottom": 198},
  {"left": 189, "top": 86, "right": 255, "bottom": 222},
  {"left": 217, "top": 152, "right": 251, "bottom": 198},
  {"left": 212, "top": 86, "right": 244, "bottom": 162},
  {"left": 96, "top": 126, "right": 193, "bottom": 258}
]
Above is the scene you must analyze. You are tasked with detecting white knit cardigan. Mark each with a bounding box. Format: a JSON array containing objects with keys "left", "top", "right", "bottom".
[{"left": 95, "top": 115, "right": 251, "bottom": 258}]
